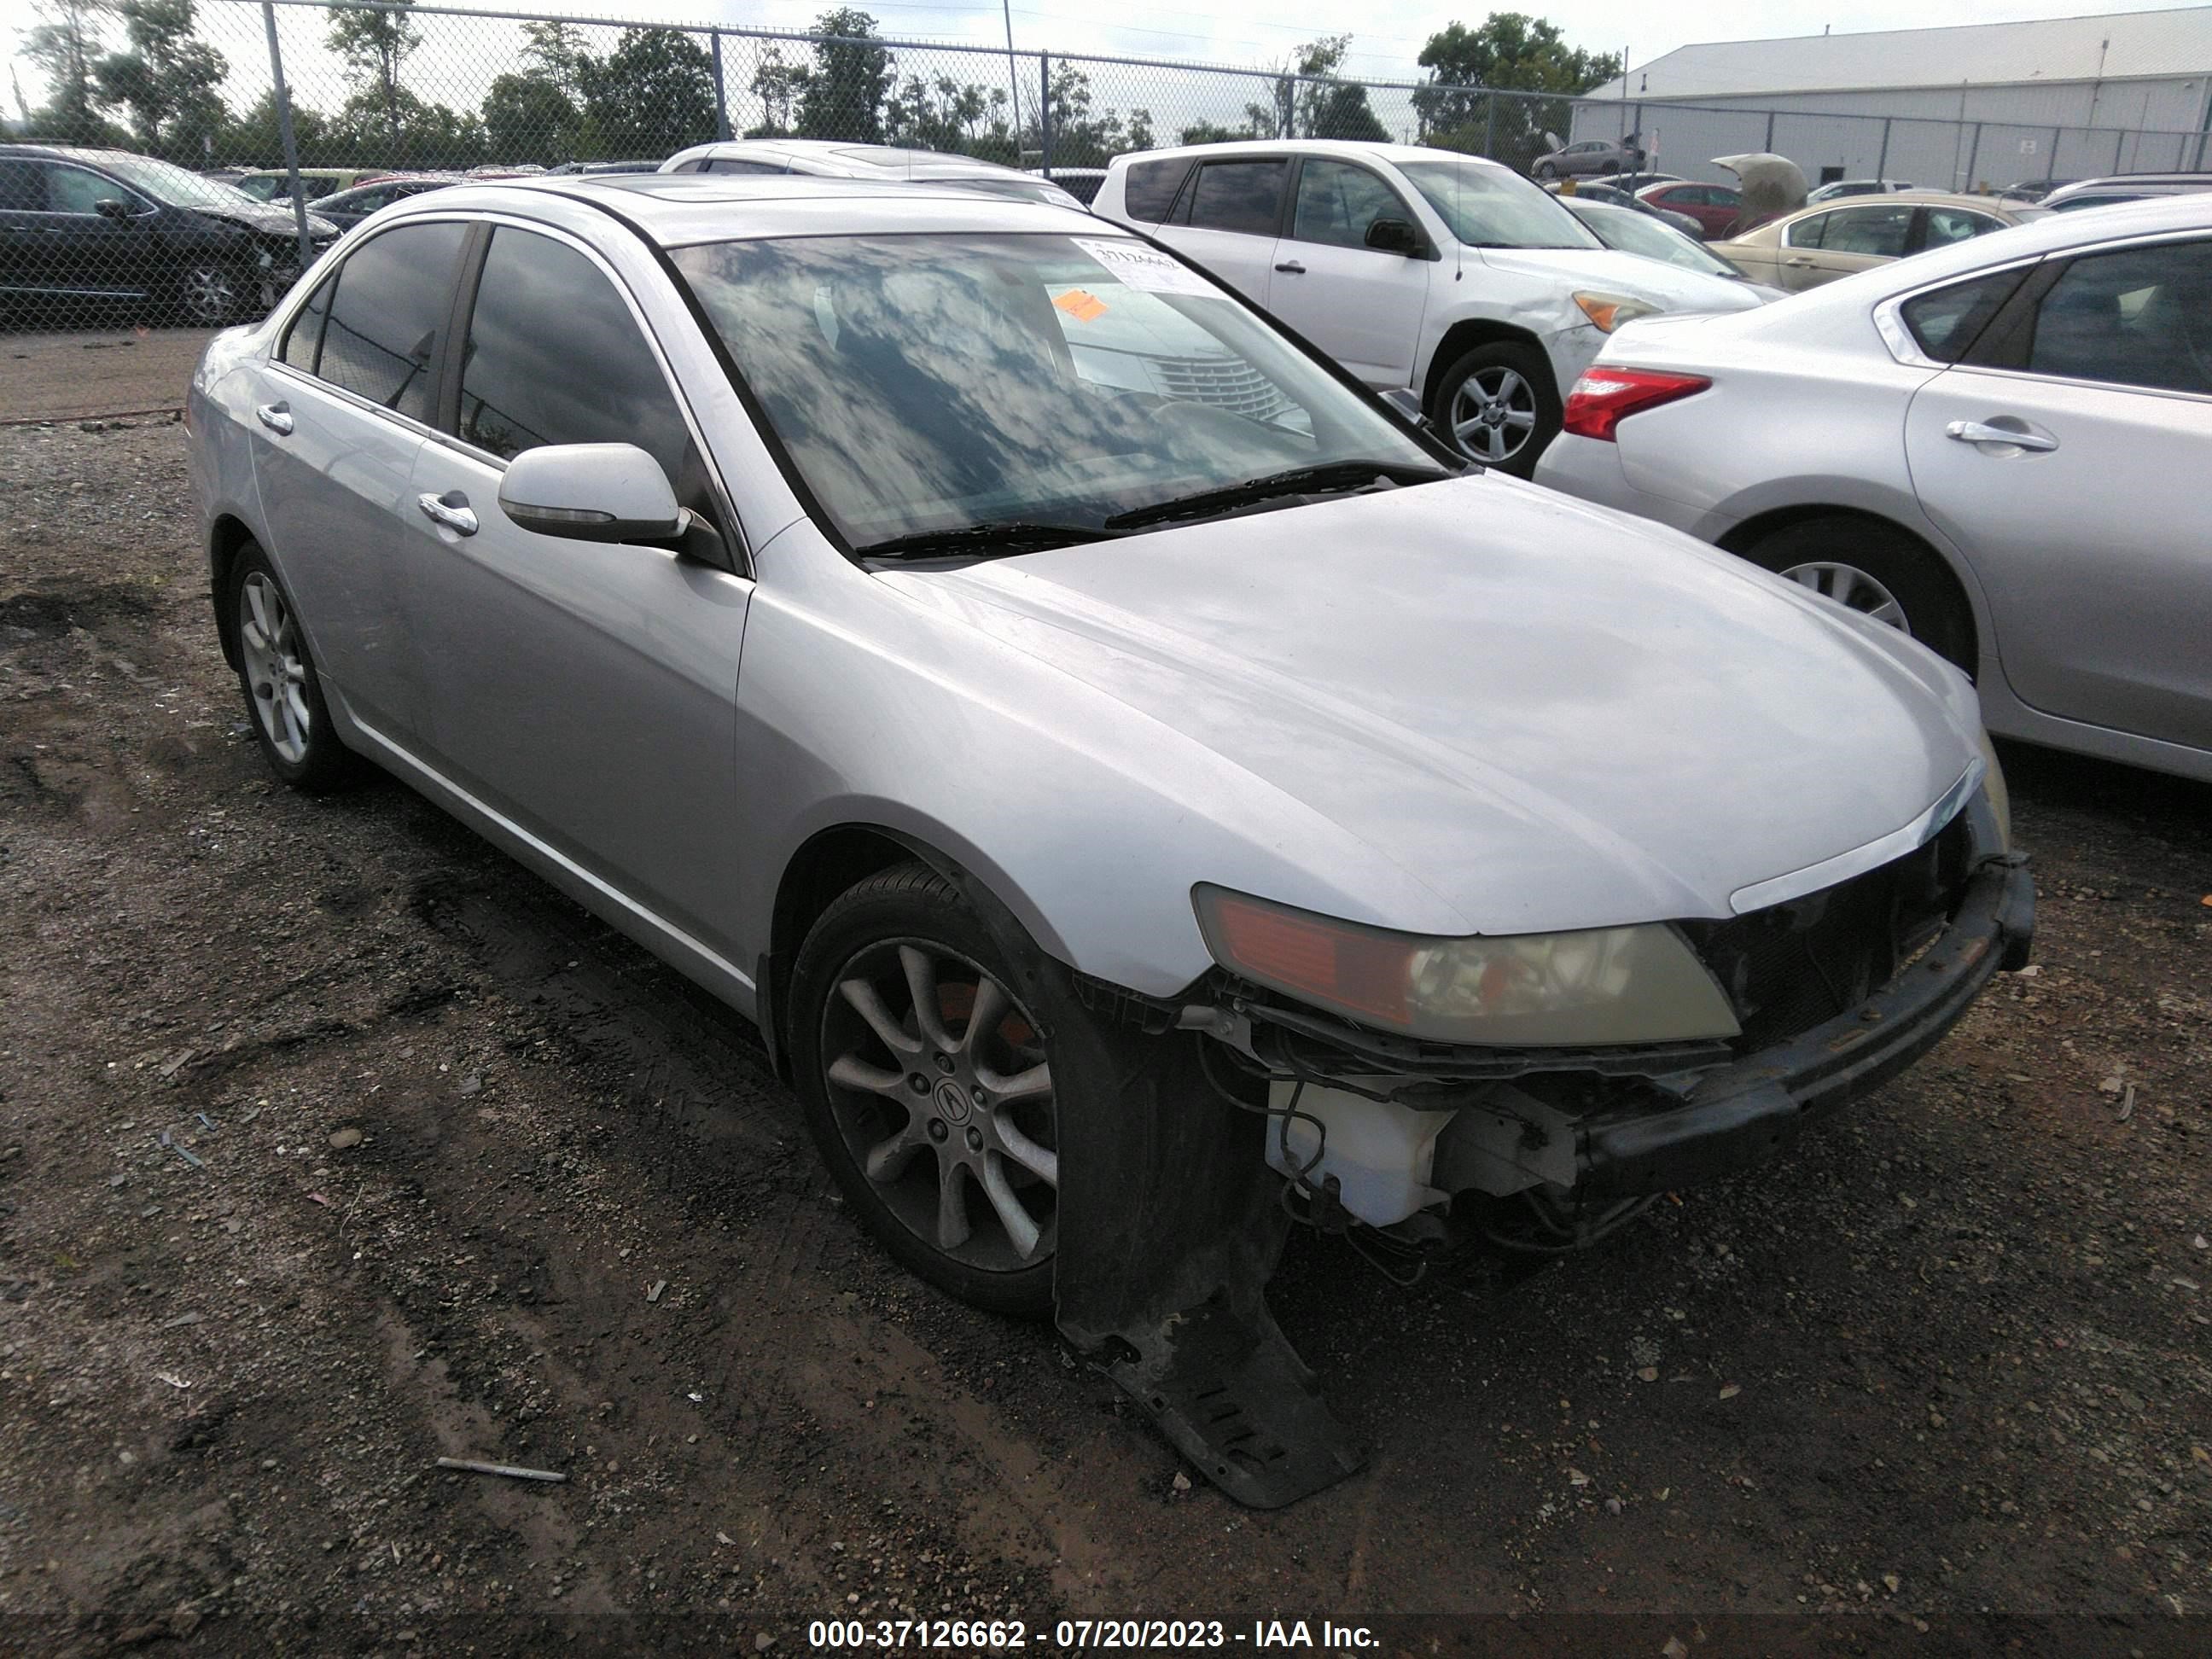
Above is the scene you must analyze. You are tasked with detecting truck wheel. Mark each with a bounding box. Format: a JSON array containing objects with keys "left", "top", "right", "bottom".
[{"left": 790, "top": 864, "right": 1061, "bottom": 1316}]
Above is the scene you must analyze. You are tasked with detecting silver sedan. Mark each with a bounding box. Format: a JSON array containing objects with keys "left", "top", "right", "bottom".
[
  {"left": 1536, "top": 193, "right": 2212, "bottom": 783},
  {"left": 189, "top": 174, "right": 2029, "bottom": 1506}
]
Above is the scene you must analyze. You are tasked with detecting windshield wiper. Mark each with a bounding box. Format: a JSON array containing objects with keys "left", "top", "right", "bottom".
[
  {"left": 855, "top": 521, "right": 1123, "bottom": 562},
  {"left": 1103, "top": 460, "right": 1449, "bottom": 532}
]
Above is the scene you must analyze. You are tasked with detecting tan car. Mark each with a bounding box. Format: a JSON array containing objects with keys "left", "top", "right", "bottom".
[{"left": 1711, "top": 192, "right": 2023, "bottom": 292}]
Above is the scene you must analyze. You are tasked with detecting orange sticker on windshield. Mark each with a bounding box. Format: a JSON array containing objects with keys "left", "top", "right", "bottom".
[{"left": 1053, "top": 288, "right": 1109, "bottom": 323}]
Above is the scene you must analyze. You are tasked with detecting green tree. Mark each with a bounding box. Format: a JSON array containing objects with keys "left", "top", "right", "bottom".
[
  {"left": 1412, "top": 13, "right": 1620, "bottom": 167},
  {"left": 329, "top": 84, "right": 482, "bottom": 169},
  {"left": 327, "top": 0, "right": 422, "bottom": 149},
  {"left": 796, "top": 8, "right": 889, "bottom": 143},
  {"left": 1280, "top": 34, "right": 1389, "bottom": 143},
  {"left": 481, "top": 71, "right": 575, "bottom": 164},
  {"left": 748, "top": 44, "right": 803, "bottom": 138},
  {"left": 578, "top": 28, "right": 715, "bottom": 159},
  {"left": 93, "top": 0, "right": 225, "bottom": 159},
  {"left": 521, "top": 20, "right": 589, "bottom": 95},
  {"left": 215, "top": 89, "right": 329, "bottom": 166},
  {"left": 24, "top": 0, "right": 115, "bottom": 143}
]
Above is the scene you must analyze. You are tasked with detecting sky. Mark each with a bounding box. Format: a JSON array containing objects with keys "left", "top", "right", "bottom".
[{"left": 9, "top": 0, "right": 2210, "bottom": 126}]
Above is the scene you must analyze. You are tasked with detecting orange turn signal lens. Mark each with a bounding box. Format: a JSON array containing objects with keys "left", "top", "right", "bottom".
[{"left": 1197, "top": 887, "right": 1416, "bottom": 1027}]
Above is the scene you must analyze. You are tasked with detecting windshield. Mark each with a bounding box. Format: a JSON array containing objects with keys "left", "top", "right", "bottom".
[
  {"left": 1397, "top": 160, "right": 1601, "bottom": 251},
  {"left": 1569, "top": 201, "right": 1740, "bottom": 276},
  {"left": 671, "top": 232, "right": 1441, "bottom": 550},
  {"left": 96, "top": 154, "right": 260, "bottom": 211}
]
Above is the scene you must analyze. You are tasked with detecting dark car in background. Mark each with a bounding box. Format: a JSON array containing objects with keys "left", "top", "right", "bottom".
[
  {"left": 1553, "top": 179, "right": 1703, "bottom": 237},
  {"left": 0, "top": 144, "right": 338, "bottom": 325},
  {"left": 1633, "top": 179, "right": 1743, "bottom": 238},
  {"left": 308, "top": 174, "right": 463, "bottom": 230}
]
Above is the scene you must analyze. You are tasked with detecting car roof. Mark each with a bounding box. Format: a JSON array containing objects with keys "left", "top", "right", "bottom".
[
  {"left": 381, "top": 172, "right": 1115, "bottom": 246},
  {"left": 665, "top": 140, "right": 1033, "bottom": 182},
  {"left": 0, "top": 143, "right": 143, "bottom": 165},
  {"left": 1774, "top": 190, "right": 2212, "bottom": 310},
  {"left": 1106, "top": 139, "right": 1515, "bottom": 173}
]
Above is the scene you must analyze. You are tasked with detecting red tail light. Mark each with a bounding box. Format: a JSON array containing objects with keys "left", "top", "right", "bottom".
[{"left": 1561, "top": 367, "right": 1711, "bottom": 442}]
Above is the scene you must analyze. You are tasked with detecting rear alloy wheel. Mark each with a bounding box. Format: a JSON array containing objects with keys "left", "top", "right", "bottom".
[
  {"left": 793, "top": 865, "right": 1059, "bottom": 1315},
  {"left": 177, "top": 261, "right": 242, "bottom": 326},
  {"left": 1435, "top": 340, "right": 1562, "bottom": 477},
  {"left": 228, "top": 544, "right": 361, "bottom": 791},
  {"left": 1740, "top": 515, "right": 1974, "bottom": 672}
]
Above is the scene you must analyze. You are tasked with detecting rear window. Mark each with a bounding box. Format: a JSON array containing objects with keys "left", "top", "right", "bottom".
[
  {"left": 1186, "top": 160, "right": 1287, "bottom": 236},
  {"left": 1121, "top": 157, "right": 1192, "bottom": 222},
  {"left": 312, "top": 222, "right": 469, "bottom": 422},
  {"left": 1899, "top": 267, "right": 2029, "bottom": 362}
]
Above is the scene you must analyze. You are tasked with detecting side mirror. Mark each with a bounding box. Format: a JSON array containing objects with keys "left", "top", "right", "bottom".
[
  {"left": 1365, "top": 217, "right": 1423, "bottom": 256},
  {"left": 498, "top": 443, "right": 683, "bottom": 544},
  {"left": 95, "top": 196, "right": 135, "bottom": 221}
]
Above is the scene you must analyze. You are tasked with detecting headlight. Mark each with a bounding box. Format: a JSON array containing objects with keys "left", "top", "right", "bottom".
[
  {"left": 1192, "top": 885, "right": 1740, "bottom": 1046},
  {"left": 1976, "top": 726, "right": 2011, "bottom": 850},
  {"left": 1573, "top": 291, "right": 1663, "bottom": 333}
]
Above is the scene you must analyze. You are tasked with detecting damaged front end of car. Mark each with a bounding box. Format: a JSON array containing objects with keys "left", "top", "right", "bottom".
[{"left": 1050, "top": 783, "right": 2031, "bottom": 1510}]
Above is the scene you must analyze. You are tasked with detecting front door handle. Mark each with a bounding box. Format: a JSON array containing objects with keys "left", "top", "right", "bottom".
[
  {"left": 1273, "top": 259, "right": 1307, "bottom": 274},
  {"left": 1782, "top": 256, "right": 1814, "bottom": 267},
  {"left": 254, "top": 402, "right": 293, "bottom": 435},
  {"left": 416, "top": 491, "right": 478, "bottom": 536},
  {"left": 1945, "top": 418, "right": 2058, "bottom": 452}
]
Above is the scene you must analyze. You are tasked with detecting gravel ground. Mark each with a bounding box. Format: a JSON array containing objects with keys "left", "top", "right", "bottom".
[{"left": 0, "top": 416, "right": 2207, "bottom": 1656}]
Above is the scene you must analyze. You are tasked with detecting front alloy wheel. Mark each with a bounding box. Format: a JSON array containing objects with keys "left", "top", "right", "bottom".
[
  {"left": 1449, "top": 365, "right": 1539, "bottom": 465},
  {"left": 795, "top": 864, "right": 1059, "bottom": 1314},
  {"left": 178, "top": 262, "right": 240, "bottom": 325}
]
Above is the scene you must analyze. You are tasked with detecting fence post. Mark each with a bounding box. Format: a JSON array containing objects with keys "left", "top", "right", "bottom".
[
  {"left": 1964, "top": 122, "right": 1982, "bottom": 191},
  {"left": 711, "top": 32, "right": 730, "bottom": 142},
  {"left": 1876, "top": 116, "right": 1891, "bottom": 180},
  {"left": 1483, "top": 95, "right": 1495, "bottom": 160},
  {"left": 1039, "top": 52, "right": 1052, "bottom": 176},
  {"left": 259, "top": 1, "right": 311, "bottom": 271},
  {"left": 1763, "top": 109, "right": 1775, "bottom": 152},
  {"left": 2050, "top": 125, "right": 2063, "bottom": 174}
]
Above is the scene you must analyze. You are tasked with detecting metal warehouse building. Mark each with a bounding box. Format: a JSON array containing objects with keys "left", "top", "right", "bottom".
[{"left": 1569, "top": 7, "right": 2212, "bottom": 190}]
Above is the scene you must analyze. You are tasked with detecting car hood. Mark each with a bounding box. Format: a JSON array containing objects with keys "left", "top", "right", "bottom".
[
  {"left": 192, "top": 200, "right": 340, "bottom": 239},
  {"left": 887, "top": 477, "right": 1981, "bottom": 935},
  {"left": 1476, "top": 245, "right": 1763, "bottom": 314}
]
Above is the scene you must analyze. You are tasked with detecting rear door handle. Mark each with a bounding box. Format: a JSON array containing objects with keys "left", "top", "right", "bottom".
[
  {"left": 1946, "top": 418, "right": 2058, "bottom": 452},
  {"left": 254, "top": 402, "right": 292, "bottom": 435},
  {"left": 1273, "top": 259, "right": 1306, "bottom": 274},
  {"left": 416, "top": 491, "right": 478, "bottom": 536}
]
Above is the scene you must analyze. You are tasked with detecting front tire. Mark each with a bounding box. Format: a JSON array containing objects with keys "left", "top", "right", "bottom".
[
  {"left": 1739, "top": 515, "right": 1975, "bottom": 672},
  {"left": 1534, "top": 162, "right": 1557, "bottom": 181},
  {"left": 790, "top": 864, "right": 1061, "bottom": 1317},
  {"left": 1431, "top": 340, "right": 1562, "bottom": 477},
  {"left": 175, "top": 260, "right": 244, "bottom": 326},
  {"left": 228, "top": 544, "right": 361, "bottom": 791}
]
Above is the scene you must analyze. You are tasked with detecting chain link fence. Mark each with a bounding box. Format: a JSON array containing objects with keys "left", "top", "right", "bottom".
[{"left": 6, "top": 0, "right": 2209, "bottom": 329}]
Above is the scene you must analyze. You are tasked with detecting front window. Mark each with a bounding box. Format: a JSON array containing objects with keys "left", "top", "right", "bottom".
[
  {"left": 669, "top": 231, "right": 1441, "bottom": 552},
  {"left": 94, "top": 153, "right": 260, "bottom": 211},
  {"left": 1396, "top": 160, "right": 1599, "bottom": 251}
]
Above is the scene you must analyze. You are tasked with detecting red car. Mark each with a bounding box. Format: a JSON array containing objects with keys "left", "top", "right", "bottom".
[{"left": 1634, "top": 180, "right": 1742, "bottom": 239}]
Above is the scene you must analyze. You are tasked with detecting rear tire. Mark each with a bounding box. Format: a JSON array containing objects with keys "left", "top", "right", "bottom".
[
  {"left": 790, "top": 864, "right": 1062, "bottom": 1317},
  {"left": 1430, "top": 340, "right": 1562, "bottom": 478},
  {"left": 227, "top": 543, "right": 363, "bottom": 792},
  {"left": 1739, "top": 516, "right": 1975, "bottom": 672},
  {"left": 1534, "top": 161, "right": 1557, "bottom": 180}
]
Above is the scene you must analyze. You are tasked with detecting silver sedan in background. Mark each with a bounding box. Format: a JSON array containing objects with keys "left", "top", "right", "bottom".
[
  {"left": 1536, "top": 193, "right": 2212, "bottom": 782},
  {"left": 189, "top": 174, "right": 2029, "bottom": 1506}
]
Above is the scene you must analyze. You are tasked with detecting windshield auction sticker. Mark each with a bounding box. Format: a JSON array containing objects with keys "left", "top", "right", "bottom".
[{"left": 1071, "top": 237, "right": 1220, "bottom": 298}]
